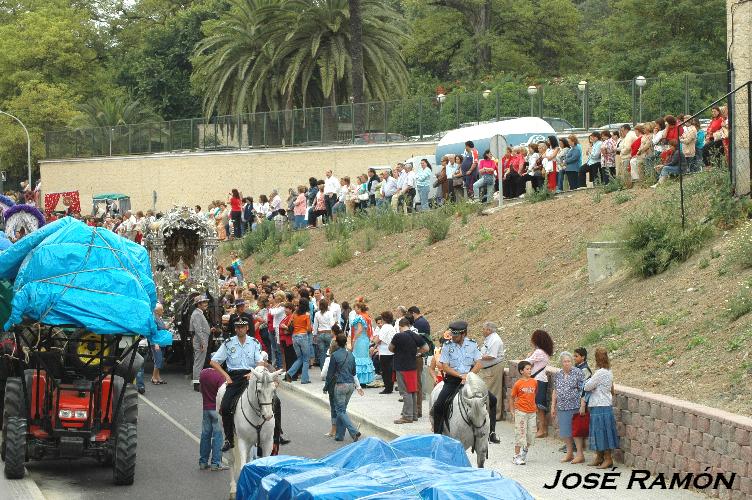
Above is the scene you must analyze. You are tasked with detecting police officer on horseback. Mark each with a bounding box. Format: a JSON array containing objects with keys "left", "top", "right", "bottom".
[
  {"left": 432, "top": 320, "right": 501, "bottom": 443},
  {"left": 210, "top": 318, "right": 290, "bottom": 453}
]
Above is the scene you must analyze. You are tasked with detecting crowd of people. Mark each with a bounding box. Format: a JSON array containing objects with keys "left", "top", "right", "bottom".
[{"left": 204, "top": 268, "right": 621, "bottom": 468}]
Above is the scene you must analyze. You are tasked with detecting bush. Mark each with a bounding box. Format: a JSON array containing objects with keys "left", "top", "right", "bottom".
[
  {"left": 613, "top": 191, "right": 633, "bottom": 205},
  {"left": 620, "top": 211, "right": 713, "bottom": 277},
  {"left": 362, "top": 228, "right": 378, "bottom": 252},
  {"left": 422, "top": 210, "right": 451, "bottom": 244},
  {"left": 239, "top": 220, "right": 281, "bottom": 258},
  {"left": 325, "top": 240, "right": 352, "bottom": 268},
  {"left": 727, "top": 284, "right": 752, "bottom": 322},
  {"left": 324, "top": 219, "right": 353, "bottom": 241},
  {"left": 518, "top": 300, "right": 548, "bottom": 318},
  {"left": 602, "top": 176, "right": 625, "bottom": 194},
  {"left": 728, "top": 222, "right": 752, "bottom": 269},
  {"left": 526, "top": 188, "right": 555, "bottom": 204},
  {"left": 281, "top": 231, "right": 310, "bottom": 257}
]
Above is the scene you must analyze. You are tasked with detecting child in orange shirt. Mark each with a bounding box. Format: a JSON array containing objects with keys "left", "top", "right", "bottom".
[{"left": 510, "top": 360, "right": 537, "bottom": 465}]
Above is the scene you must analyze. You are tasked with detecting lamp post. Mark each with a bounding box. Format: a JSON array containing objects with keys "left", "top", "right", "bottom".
[
  {"left": 482, "top": 89, "right": 491, "bottom": 100},
  {"left": 635, "top": 76, "right": 646, "bottom": 123},
  {"left": 527, "top": 85, "right": 538, "bottom": 116},
  {"left": 437, "top": 93, "right": 446, "bottom": 138},
  {"left": 0, "top": 110, "right": 32, "bottom": 188},
  {"left": 578, "top": 80, "right": 588, "bottom": 130}
]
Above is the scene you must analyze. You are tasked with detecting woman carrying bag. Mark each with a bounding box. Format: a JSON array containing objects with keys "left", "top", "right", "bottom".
[{"left": 324, "top": 332, "right": 364, "bottom": 442}]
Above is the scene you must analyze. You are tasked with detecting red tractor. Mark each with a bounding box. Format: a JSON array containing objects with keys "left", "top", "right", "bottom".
[{"left": 1, "top": 323, "right": 141, "bottom": 484}]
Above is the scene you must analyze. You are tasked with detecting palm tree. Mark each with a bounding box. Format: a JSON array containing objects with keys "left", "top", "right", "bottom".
[
  {"left": 69, "top": 96, "right": 161, "bottom": 129},
  {"left": 349, "top": 0, "right": 365, "bottom": 132},
  {"left": 192, "top": 0, "right": 408, "bottom": 116},
  {"left": 191, "top": 0, "right": 285, "bottom": 119}
]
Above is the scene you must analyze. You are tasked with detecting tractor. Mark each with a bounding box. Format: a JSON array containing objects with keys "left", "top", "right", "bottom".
[{"left": 1, "top": 323, "right": 142, "bottom": 484}]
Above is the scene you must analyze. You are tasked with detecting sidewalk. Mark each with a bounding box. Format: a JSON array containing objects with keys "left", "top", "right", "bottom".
[{"left": 282, "top": 369, "right": 704, "bottom": 500}]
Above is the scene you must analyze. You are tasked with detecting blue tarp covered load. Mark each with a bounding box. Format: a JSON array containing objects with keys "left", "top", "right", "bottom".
[
  {"left": 0, "top": 217, "right": 170, "bottom": 345},
  {"left": 236, "top": 435, "right": 532, "bottom": 500}
]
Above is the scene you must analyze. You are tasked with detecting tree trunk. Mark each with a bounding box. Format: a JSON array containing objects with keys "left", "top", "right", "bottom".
[
  {"left": 433, "top": 0, "right": 491, "bottom": 69},
  {"left": 349, "top": 0, "right": 366, "bottom": 134}
]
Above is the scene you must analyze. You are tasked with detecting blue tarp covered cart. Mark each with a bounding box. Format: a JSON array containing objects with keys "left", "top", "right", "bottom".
[{"left": 237, "top": 435, "right": 532, "bottom": 500}]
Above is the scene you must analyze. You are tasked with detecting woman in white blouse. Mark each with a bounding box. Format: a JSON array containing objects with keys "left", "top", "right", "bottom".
[
  {"left": 583, "top": 347, "right": 619, "bottom": 469},
  {"left": 373, "top": 311, "right": 397, "bottom": 394},
  {"left": 313, "top": 299, "right": 336, "bottom": 369}
]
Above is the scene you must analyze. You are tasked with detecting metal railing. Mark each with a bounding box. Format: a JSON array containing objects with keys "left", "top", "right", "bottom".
[{"left": 44, "top": 72, "right": 729, "bottom": 160}]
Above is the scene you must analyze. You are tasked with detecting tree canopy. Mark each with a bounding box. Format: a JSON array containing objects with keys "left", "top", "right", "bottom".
[{"left": 0, "top": 0, "right": 729, "bottom": 178}]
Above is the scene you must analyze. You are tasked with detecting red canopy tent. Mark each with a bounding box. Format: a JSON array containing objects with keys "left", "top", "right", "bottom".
[{"left": 44, "top": 191, "right": 81, "bottom": 218}]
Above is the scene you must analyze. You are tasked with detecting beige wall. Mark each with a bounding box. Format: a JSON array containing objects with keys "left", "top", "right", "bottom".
[
  {"left": 729, "top": 0, "right": 751, "bottom": 196},
  {"left": 40, "top": 142, "right": 436, "bottom": 212}
]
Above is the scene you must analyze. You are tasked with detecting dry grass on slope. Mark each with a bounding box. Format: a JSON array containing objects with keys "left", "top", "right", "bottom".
[{"left": 238, "top": 187, "right": 752, "bottom": 415}]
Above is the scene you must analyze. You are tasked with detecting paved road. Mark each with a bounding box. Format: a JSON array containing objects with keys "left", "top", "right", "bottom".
[{"left": 20, "top": 365, "right": 346, "bottom": 500}]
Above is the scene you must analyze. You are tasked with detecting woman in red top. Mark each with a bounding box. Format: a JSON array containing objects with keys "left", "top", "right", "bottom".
[
  {"left": 663, "top": 115, "right": 683, "bottom": 145},
  {"left": 228, "top": 188, "right": 242, "bottom": 239},
  {"left": 279, "top": 302, "right": 296, "bottom": 374},
  {"left": 704, "top": 107, "right": 724, "bottom": 167},
  {"left": 503, "top": 147, "right": 524, "bottom": 198}
]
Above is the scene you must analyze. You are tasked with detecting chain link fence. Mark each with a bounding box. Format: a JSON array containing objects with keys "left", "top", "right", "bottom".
[{"left": 45, "top": 72, "right": 729, "bottom": 160}]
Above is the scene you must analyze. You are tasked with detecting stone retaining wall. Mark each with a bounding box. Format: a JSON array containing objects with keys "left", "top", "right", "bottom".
[{"left": 499, "top": 361, "right": 752, "bottom": 498}]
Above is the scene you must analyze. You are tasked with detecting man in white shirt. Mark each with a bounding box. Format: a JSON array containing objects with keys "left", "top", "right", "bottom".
[
  {"left": 268, "top": 189, "right": 282, "bottom": 219},
  {"left": 122, "top": 211, "right": 138, "bottom": 241},
  {"left": 323, "top": 170, "right": 339, "bottom": 220},
  {"left": 391, "top": 164, "right": 406, "bottom": 210},
  {"left": 618, "top": 124, "right": 637, "bottom": 180},
  {"left": 374, "top": 311, "right": 397, "bottom": 394},
  {"left": 401, "top": 164, "right": 417, "bottom": 213},
  {"left": 479, "top": 322, "right": 505, "bottom": 435}
]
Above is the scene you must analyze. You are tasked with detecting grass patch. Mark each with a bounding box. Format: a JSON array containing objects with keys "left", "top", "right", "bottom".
[
  {"left": 390, "top": 259, "right": 410, "bottom": 273},
  {"left": 324, "top": 240, "right": 352, "bottom": 268},
  {"left": 601, "top": 176, "right": 625, "bottom": 194},
  {"left": 324, "top": 219, "right": 354, "bottom": 241},
  {"left": 698, "top": 257, "right": 710, "bottom": 269},
  {"left": 727, "top": 331, "right": 752, "bottom": 352},
  {"left": 239, "top": 220, "right": 283, "bottom": 258},
  {"left": 518, "top": 300, "right": 548, "bottom": 318},
  {"left": 362, "top": 228, "right": 378, "bottom": 252},
  {"left": 581, "top": 318, "right": 629, "bottom": 345},
  {"left": 280, "top": 231, "right": 310, "bottom": 257},
  {"left": 613, "top": 191, "right": 633, "bottom": 205},
  {"left": 526, "top": 188, "right": 555, "bottom": 204},
  {"left": 592, "top": 192, "right": 602, "bottom": 204},
  {"left": 687, "top": 335, "right": 708, "bottom": 350},
  {"left": 726, "top": 283, "right": 752, "bottom": 321},
  {"left": 727, "top": 221, "right": 752, "bottom": 269},
  {"left": 422, "top": 210, "right": 451, "bottom": 244},
  {"left": 468, "top": 226, "right": 493, "bottom": 251}
]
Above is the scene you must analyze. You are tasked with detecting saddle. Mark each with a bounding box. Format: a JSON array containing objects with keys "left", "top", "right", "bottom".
[{"left": 438, "top": 387, "right": 461, "bottom": 433}]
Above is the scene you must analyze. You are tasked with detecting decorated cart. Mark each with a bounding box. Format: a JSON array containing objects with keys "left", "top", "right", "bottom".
[{"left": 144, "top": 207, "right": 221, "bottom": 373}]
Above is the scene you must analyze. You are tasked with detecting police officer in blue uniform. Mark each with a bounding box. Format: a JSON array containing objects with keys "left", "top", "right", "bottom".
[
  {"left": 210, "top": 318, "right": 266, "bottom": 451},
  {"left": 432, "top": 320, "right": 482, "bottom": 435}
]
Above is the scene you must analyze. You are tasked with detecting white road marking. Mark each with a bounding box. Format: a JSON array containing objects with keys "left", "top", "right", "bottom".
[{"left": 138, "top": 394, "right": 200, "bottom": 444}]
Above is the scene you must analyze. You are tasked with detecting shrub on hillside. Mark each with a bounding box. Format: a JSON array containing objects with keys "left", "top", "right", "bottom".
[
  {"left": 422, "top": 210, "right": 451, "bottom": 244},
  {"left": 620, "top": 211, "right": 713, "bottom": 277},
  {"left": 325, "top": 239, "right": 352, "bottom": 267},
  {"left": 728, "top": 222, "right": 752, "bottom": 269},
  {"left": 602, "top": 177, "right": 625, "bottom": 194},
  {"left": 526, "top": 188, "right": 555, "bottom": 204},
  {"left": 240, "top": 220, "right": 282, "bottom": 258}
]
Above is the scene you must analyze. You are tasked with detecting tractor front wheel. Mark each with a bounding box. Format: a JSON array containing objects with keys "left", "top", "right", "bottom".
[
  {"left": 3, "top": 417, "right": 26, "bottom": 479},
  {"left": 112, "top": 422, "right": 136, "bottom": 485}
]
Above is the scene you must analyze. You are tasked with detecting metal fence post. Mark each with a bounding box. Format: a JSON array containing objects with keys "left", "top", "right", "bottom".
[
  {"left": 495, "top": 91, "right": 499, "bottom": 122},
  {"left": 684, "top": 74, "right": 690, "bottom": 116},
  {"left": 237, "top": 114, "right": 242, "bottom": 149},
  {"left": 608, "top": 82, "right": 612, "bottom": 127},
  {"left": 320, "top": 108, "right": 324, "bottom": 145},
  {"left": 384, "top": 102, "right": 388, "bottom": 139},
  {"left": 631, "top": 79, "right": 636, "bottom": 125},
  {"left": 418, "top": 98, "right": 423, "bottom": 140},
  {"left": 455, "top": 95, "right": 459, "bottom": 128}
]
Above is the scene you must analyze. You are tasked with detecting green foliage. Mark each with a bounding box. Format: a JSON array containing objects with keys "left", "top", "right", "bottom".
[
  {"left": 726, "top": 331, "right": 752, "bottom": 352},
  {"left": 686, "top": 335, "right": 707, "bottom": 350},
  {"left": 69, "top": 96, "right": 162, "bottom": 129},
  {"left": 468, "top": 226, "right": 492, "bottom": 251},
  {"left": 324, "top": 219, "right": 354, "bottom": 241},
  {"left": 727, "top": 222, "right": 752, "bottom": 269},
  {"left": 601, "top": 177, "right": 625, "bottom": 194},
  {"left": 325, "top": 239, "right": 352, "bottom": 268},
  {"left": 727, "top": 282, "right": 752, "bottom": 322},
  {"left": 281, "top": 231, "right": 310, "bottom": 256},
  {"left": 362, "top": 228, "right": 377, "bottom": 252},
  {"left": 698, "top": 257, "right": 709, "bottom": 270},
  {"left": 526, "top": 188, "right": 555, "bottom": 204},
  {"left": 519, "top": 300, "right": 548, "bottom": 318},
  {"left": 422, "top": 210, "right": 451, "bottom": 244},
  {"left": 581, "top": 319, "right": 628, "bottom": 346},
  {"left": 390, "top": 259, "right": 410, "bottom": 273},
  {"left": 239, "top": 220, "right": 282, "bottom": 258},
  {"left": 613, "top": 191, "right": 633, "bottom": 205}
]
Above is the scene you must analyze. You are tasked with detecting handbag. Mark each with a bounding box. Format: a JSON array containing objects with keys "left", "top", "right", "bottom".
[{"left": 572, "top": 412, "right": 590, "bottom": 437}]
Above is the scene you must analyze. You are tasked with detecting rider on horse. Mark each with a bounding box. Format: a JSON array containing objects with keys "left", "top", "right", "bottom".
[
  {"left": 431, "top": 320, "right": 501, "bottom": 443},
  {"left": 209, "top": 319, "right": 289, "bottom": 453}
]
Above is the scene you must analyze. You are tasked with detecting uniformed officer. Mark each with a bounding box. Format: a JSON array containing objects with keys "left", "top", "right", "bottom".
[
  {"left": 432, "top": 320, "right": 482, "bottom": 435},
  {"left": 227, "top": 299, "right": 254, "bottom": 338},
  {"left": 209, "top": 318, "right": 265, "bottom": 452}
]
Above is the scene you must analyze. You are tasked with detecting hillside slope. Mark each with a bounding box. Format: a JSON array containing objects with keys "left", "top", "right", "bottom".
[{"left": 237, "top": 187, "right": 752, "bottom": 415}]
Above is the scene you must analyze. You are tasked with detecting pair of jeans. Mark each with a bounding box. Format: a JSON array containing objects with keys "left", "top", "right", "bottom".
[
  {"left": 565, "top": 171, "right": 579, "bottom": 190},
  {"left": 416, "top": 185, "right": 430, "bottom": 211},
  {"left": 151, "top": 345, "right": 164, "bottom": 370},
  {"left": 556, "top": 170, "right": 566, "bottom": 191},
  {"left": 199, "top": 409, "right": 223, "bottom": 466},
  {"left": 286, "top": 334, "right": 310, "bottom": 383},
  {"left": 379, "top": 355, "right": 394, "bottom": 393},
  {"left": 473, "top": 174, "right": 495, "bottom": 201},
  {"left": 316, "top": 333, "right": 333, "bottom": 370},
  {"left": 333, "top": 383, "right": 358, "bottom": 440},
  {"left": 135, "top": 365, "right": 145, "bottom": 389},
  {"left": 294, "top": 215, "right": 305, "bottom": 230},
  {"left": 271, "top": 336, "right": 283, "bottom": 369},
  {"left": 230, "top": 211, "right": 242, "bottom": 238}
]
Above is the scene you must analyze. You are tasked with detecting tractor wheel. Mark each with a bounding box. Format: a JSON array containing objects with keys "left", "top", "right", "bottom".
[
  {"left": 1, "top": 378, "right": 22, "bottom": 462},
  {"left": 112, "top": 423, "right": 136, "bottom": 485},
  {"left": 3, "top": 417, "right": 27, "bottom": 479}
]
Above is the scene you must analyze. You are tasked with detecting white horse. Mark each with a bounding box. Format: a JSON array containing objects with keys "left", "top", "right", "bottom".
[
  {"left": 216, "top": 367, "right": 285, "bottom": 499},
  {"left": 429, "top": 372, "right": 490, "bottom": 468}
]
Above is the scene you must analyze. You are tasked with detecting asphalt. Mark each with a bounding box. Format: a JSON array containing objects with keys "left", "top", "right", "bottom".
[{"left": 13, "top": 364, "right": 345, "bottom": 500}]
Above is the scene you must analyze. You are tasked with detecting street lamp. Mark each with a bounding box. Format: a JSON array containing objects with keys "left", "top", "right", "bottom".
[
  {"left": 635, "top": 76, "right": 646, "bottom": 123},
  {"left": 578, "top": 80, "right": 588, "bottom": 129},
  {"left": 436, "top": 93, "right": 446, "bottom": 138},
  {"left": 527, "top": 85, "right": 538, "bottom": 116},
  {"left": 0, "top": 110, "right": 32, "bottom": 189},
  {"left": 482, "top": 89, "right": 492, "bottom": 99}
]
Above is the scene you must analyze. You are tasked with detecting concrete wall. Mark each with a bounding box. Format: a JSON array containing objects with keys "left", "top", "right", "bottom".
[
  {"left": 39, "top": 142, "right": 436, "bottom": 212},
  {"left": 728, "top": 0, "right": 751, "bottom": 196},
  {"left": 503, "top": 361, "right": 752, "bottom": 498}
]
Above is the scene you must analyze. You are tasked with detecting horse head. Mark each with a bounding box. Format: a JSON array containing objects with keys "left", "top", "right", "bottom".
[
  {"left": 250, "top": 367, "right": 285, "bottom": 421},
  {"left": 461, "top": 372, "right": 489, "bottom": 425}
]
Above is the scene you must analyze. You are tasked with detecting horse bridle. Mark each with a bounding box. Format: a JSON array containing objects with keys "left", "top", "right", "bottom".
[
  {"left": 238, "top": 374, "right": 274, "bottom": 454},
  {"left": 457, "top": 388, "right": 488, "bottom": 455}
]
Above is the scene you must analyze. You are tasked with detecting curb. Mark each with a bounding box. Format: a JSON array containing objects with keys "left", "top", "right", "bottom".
[{"left": 281, "top": 381, "right": 399, "bottom": 440}]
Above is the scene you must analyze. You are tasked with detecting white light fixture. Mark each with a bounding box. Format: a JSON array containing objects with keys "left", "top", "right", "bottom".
[
  {"left": 437, "top": 93, "right": 446, "bottom": 103},
  {"left": 578, "top": 80, "right": 588, "bottom": 92},
  {"left": 482, "top": 89, "right": 492, "bottom": 99},
  {"left": 635, "top": 76, "right": 646, "bottom": 88},
  {"left": 527, "top": 85, "right": 538, "bottom": 96}
]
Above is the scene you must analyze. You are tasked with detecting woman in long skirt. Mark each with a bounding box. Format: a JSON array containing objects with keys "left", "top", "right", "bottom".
[{"left": 350, "top": 301, "right": 375, "bottom": 386}]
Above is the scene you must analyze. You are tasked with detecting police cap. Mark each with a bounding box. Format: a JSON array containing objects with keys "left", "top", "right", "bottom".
[{"left": 449, "top": 320, "right": 468, "bottom": 335}]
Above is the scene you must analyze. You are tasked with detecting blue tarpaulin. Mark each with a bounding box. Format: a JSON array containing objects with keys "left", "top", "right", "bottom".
[
  {"left": 236, "top": 435, "right": 532, "bottom": 500},
  {"left": 0, "top": 217, "right": 170, "bottom": 345}
]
